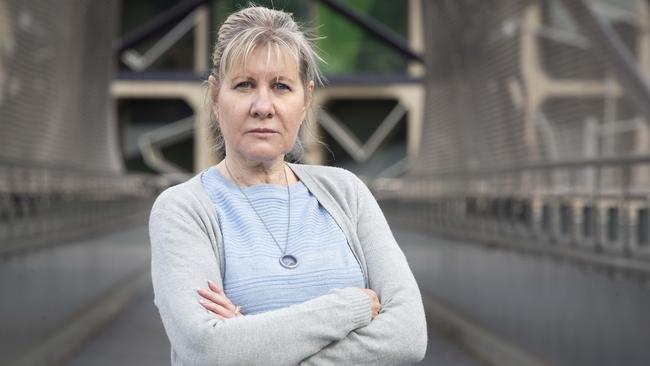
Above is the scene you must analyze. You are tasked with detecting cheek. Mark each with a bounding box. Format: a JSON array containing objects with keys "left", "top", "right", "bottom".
[
  {"left": 218, "top": 99, "right": 248, "bottom": 129},
  {"left": 217, "top": 110, "right": 243, "bottom": 147},
  {"left": 284, "top": 100, "right": 307, "bottom": 128}
]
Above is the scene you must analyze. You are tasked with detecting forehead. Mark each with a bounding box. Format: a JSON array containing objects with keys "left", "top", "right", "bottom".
[{"left": 226, "top": 43, "right": 300, "bottom": 79}]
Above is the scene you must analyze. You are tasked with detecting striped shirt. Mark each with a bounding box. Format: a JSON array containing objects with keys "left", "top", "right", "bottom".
[{"left": 201, "top": 166, "right": 364, "bottom": 315}]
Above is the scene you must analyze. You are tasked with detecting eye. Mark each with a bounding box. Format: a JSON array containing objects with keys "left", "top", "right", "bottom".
[
  {"left": 273, "top": 82, "right": 291, "bottom": 92},
  {"left": 235, "top": 81, "right": 253, "bottom": 90}
]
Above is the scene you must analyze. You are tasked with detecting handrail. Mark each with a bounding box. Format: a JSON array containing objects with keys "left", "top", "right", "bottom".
[
  {"left": 0, "top": 157, "right": 125, "bottom": 177},
  {"left": 410, "top": 154, "right": 650, "bottom": 178}
]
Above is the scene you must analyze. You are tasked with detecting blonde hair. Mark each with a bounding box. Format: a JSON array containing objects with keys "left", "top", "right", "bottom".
[{"left": 208, "top": 5, "right": 324, "bottom": 160}]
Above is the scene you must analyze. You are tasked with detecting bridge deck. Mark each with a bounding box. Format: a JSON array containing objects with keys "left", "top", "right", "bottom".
[{"left": 64, "top": 227, "right": 485, "bottom": 366}]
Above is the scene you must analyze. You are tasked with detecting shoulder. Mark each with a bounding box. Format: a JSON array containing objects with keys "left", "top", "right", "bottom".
[
  {"left": 150, "top": 172, "right": 210, "bottom": 221},
  {"left": 291, "top": 163, "right": 367, "bottom": 199},
  {"left": 291, "top": 163, "right": 363, "bottom": 188},
  {"left": 289, "top": 163, "right": 375, "bottom": 213}
]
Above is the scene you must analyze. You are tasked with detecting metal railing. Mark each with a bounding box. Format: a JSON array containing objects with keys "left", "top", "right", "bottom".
[
  {"left": 374, "top": 153, "right": 650, "bottom": 274},
  {"left": 0, "top": 161, "right": 165, "bottom": 255}
]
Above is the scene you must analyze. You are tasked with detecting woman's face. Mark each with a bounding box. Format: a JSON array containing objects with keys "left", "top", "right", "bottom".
[{"left": 211, "top": 44, "right": 314, "bottom": 163}]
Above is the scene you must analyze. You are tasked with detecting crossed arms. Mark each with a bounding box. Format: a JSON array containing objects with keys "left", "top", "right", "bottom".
[{"left": 149, "top": 180, "right": 427, "bottom": 365}]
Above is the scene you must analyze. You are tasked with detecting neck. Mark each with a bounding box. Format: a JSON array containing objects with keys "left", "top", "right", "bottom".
[{"left": 221, "top": 155, "right": 290, "bottom": 187}]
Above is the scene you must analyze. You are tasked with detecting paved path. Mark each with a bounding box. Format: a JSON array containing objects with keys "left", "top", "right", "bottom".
[
  {"left": 65, "top": 284, "right": 169, "bottom": 366},
  {"left": 65, "top": 227, "right": 486, "bottom": 366}
]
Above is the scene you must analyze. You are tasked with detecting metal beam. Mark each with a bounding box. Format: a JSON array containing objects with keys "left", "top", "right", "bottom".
[
  {"left": 559, "top": 0, "right": 650, "bottom": 122},
  {"left": 121, "top": 10, "right": 199, "bottom": 71},
  {"left": 314, "top": 0, "right": 423, "bottom": 62},
  {"left": 116, "top": 0, "right": 422, "bottom": 64},
  {"left": 138, "top": 116, "right": 194, "bottom": 175},
  {"left": 114, "top": 0, "right": 213, "bottom": 54}
]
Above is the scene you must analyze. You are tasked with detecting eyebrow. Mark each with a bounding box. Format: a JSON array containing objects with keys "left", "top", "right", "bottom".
[
  {"left": 273, "top": 75, "right": 296, "bottom": 84},
  {"left": 231, "top": 74, "right": 296, "bottom": 84}
]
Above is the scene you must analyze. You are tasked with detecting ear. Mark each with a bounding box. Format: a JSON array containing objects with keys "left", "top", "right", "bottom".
[
  {"left": 303, "top": 80, "right": 315, "bottom": 110},
  {"left": 208, "top": 74, "right": 220, "bottom": 117}
]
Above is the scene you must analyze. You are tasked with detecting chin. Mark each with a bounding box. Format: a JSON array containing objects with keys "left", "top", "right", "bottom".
[{"left": 241, "top": 149, "right": 286, "bottom": 163}]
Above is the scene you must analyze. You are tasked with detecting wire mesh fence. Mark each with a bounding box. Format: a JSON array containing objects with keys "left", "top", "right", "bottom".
[
  {"left": 375, "top": 0, "right": 650, "bottom": 267},
  {"left": 0, "top": 0, "right": 163, "bottom": 252}
]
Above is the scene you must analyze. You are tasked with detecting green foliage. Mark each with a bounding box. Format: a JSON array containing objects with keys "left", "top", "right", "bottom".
[
  {"left": 315, "top": 0, "right": 407, "bottom": 74},
  {"left": 212, "top": 0, "right": 408, "bottom": 75}
]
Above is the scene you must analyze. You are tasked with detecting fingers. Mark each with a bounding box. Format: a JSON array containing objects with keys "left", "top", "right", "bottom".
[
  {"left": 202, "top": 280, "right": 236, "bottom": 310},
  {"left": 197, "top": 280, "right": 241, "bottom": 319},
  {"left": 206, "top": 307, "right": 226, "bottom": 320},
  {"left": 371, "top": 302, "right": 382, "bottom": 318},
  {"left": 207, "top": 279, "right": 223, "bottom": 294},
  {"left": 208, "top": 280, "right": 237, "bottom": 309},
  {"left": 370, "top": 299, "right": 381, "bottom": 318},
  {"left": 200, "top": 298, "right": 234, "bottom": 319},
  {"left": 207, "top": 280, "right": 232, "bottom": 306},
  {"left": 359, "top": 288, "right": 382, "bottom": 319}
]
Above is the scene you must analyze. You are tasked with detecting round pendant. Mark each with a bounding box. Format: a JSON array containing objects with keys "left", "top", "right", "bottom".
[{"left": 279, "top": 254, "right": 298, "bottom": 269}]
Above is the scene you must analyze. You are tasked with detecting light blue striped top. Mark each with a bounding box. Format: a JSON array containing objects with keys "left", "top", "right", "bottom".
[{"left": 201, "top": 166, "right": 364, "bottom": 315}]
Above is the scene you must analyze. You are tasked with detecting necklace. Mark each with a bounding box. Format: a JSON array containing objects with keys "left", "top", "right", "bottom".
[{"left": 224, "top": 160, "right": 298, "bottom": 269}]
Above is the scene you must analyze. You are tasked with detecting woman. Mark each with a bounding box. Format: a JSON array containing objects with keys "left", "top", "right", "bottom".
[{"left": 149, "top": 5, "right": 427, "bottom": 366}]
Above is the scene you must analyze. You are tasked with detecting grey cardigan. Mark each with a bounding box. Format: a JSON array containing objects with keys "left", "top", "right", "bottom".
[{"left": 149, "top": 163, "right": 427, "bottom": 365}]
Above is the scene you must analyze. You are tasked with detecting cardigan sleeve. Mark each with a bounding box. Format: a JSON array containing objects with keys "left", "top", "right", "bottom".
[
  {"left": 149, "top": 192, "right": 372, "bottom": 366},
  {"left": 299, "top": 176, "right": 428, "bottom": 365}
]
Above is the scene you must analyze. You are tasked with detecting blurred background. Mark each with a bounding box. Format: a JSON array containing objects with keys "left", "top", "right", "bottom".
[{"left": 1, "top": 0, "right": 649, "bottom": 365}]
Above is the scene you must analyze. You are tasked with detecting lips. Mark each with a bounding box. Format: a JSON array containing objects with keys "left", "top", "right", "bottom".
[{"left": 248, "top": 128, "right": 277, "bottom": 134}]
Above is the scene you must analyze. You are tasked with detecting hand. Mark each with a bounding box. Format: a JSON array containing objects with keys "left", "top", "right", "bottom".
[
  {"left": 360, "top": 288, "right": 381, "bottom": 319},
  {"left": 197, "top": 280, "right": 243, "bottom": 320}
]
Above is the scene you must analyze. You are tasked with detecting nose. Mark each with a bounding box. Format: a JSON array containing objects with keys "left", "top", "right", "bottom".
[{"left": 250, "top": 88, "right": 274, "bottom": 119}]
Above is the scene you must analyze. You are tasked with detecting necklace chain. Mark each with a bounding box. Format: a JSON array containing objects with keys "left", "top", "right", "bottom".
[{"left": 224, "top": 160, "right": 291, "bottom": 256}]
